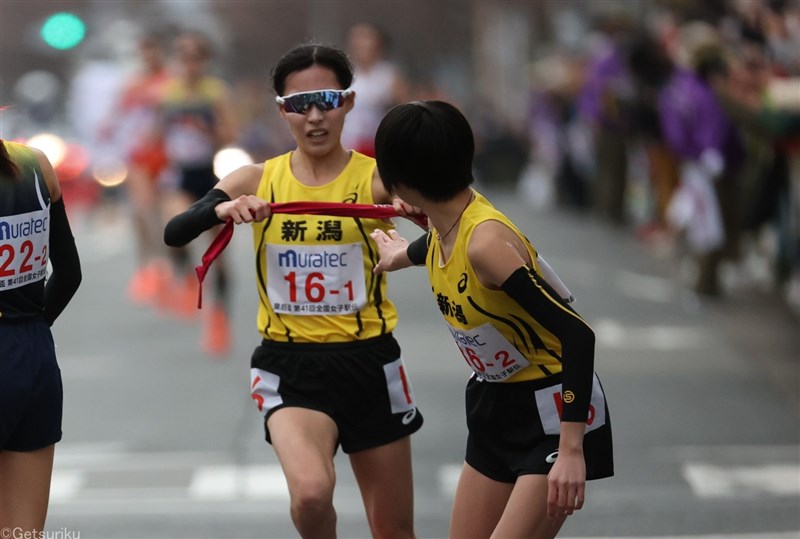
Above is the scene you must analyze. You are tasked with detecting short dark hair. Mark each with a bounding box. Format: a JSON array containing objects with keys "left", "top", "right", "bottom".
[
  {"left": 271, "top": 44, "right": 353, "bottom": 96},
  {"left": 375, "top": 100, "right": 474, "bottom": 202}
]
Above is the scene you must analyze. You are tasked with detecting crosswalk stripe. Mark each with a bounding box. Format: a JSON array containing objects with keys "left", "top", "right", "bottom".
[
  {"left": 682, "top": 463, "right": 800, "bottom": 497},
  {"left": 593, "top": 318, "right": 708, "bottom": 350},
  {"left": 189, "top": 464, "right": 289, "bottom": 500},
  {"left": 50, "top": 452, "right": 800, "bottom": 504}
]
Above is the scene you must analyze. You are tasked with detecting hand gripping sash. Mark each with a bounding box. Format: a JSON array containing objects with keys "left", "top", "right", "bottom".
[{"left": 195, "top": 202, "right": 428, "bottom": 308}]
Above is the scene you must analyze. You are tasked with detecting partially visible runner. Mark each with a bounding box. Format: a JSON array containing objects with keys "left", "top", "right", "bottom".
[
  {"left": 159, "top": 30, "right": 238, "bottom": 355},
  {"left": 371, "top": 101, "right": 614, "bottom": 539},
  {"left": 165, "top": 43, "right": 424, "bottom": 538},
  {"left": 0, "top": 140, "right": 82, "bottom": 531},
  {"left": 105, "top": 31, "right": 172, "bottom": 306},
  {"left": 341, "top": 22, "right": 408, "bottom": 157}
]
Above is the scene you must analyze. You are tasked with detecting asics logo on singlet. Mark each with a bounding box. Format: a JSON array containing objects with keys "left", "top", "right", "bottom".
[
  {"left": 545, "top": 450, "right": 559, "bottom": 464},
  {"left": 342, "top": 192, "right": 358, "bottom": 203},
  {"left": 457, "top": 273, "right": 468, "bottom": 293},
  {"left": 402, "top": 408, "right": 418, "bottom": 425}
]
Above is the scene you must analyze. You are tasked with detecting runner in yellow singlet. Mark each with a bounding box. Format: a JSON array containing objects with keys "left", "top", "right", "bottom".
[
  {"left": 164, "top": 43, "right": 423, "bottom": 538},
  {"left": 370, "top": 100, "right": 613, "bottom": 539}
]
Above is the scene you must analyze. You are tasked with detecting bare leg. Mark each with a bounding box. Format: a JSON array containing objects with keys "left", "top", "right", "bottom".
[
  {"left": 0, "top": 445, "right": 55, "bottom": 530},
  {"left": 126, "top": 165, "right": 161, "bottom": 263},
  {"left": 268, "top": 408, "right": 339, "bottom": 539},
  {"left": 349, "top": 436, "right": 415, "bottom": 539},
  {"left": 449, "top": 464, "right": 568, "bottom": 539},
  {"left": 160, "top": 190, "right": 199, "bottom": 317},
  {"left": 492, "top": 474, "right": 567, "bottom": 539},
  {"left": 448, "top": 462, "right": 512, "bottom": 539}
]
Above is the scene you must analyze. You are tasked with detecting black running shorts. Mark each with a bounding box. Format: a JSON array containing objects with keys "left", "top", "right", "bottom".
[
  {"left": 0, "top": 318, "right": 63, "bottom": 451},
  {"left": 464, "top": 372, "right": 614, "bottom": 483},
  {"left": 250, "top": 333, "right": 423, "bottom": 453}
]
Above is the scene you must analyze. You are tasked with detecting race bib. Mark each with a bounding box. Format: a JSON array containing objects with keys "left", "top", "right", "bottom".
[
  {"left": 266, "top": 243, "right": 367, "bottom": 316},
  {"left": 447, "top": 322, "right": 530, "bottom": 381},
  {"left": 0, "top": 208, "right": 50, "bottom": 291},
  {"left": 534, "top": 373, "right": 607, "bottom": 434}
]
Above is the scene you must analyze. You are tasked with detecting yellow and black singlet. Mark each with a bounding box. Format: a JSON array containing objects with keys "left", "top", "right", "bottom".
[
  {"left": 426, "top": 191, "right": 570, "bottom": 383},
  {"left": 252, "top": 151, "right": 397, "bottom": 343},
  {"left": 161, "top": 76, "right": 226, "bottom": 167}
]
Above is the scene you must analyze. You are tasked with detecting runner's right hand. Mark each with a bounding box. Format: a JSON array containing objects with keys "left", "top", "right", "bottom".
[{"left": 216, "top": 195, "right": 271, "bottom": 224}]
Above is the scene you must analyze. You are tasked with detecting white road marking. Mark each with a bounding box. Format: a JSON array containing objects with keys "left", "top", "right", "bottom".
[
  {"left": 189, "top": 464, "right": 289, "bottom": 500},
  {"left": 683, "top": 463, "right": 800, "bottom": 497},
  {"left": 55, "top": 444, "right": 229, "bottom": 470},
  {"left": 593, "top": 318, "right": 708, "bottom": 350},
  {"left": 47, "top": 444, "right": 799, "bottom": 539}
]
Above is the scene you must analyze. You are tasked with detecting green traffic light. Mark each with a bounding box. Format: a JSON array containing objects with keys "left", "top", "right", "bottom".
[{"left": 41, "top": 12, "right": 86, "bottom": 50}]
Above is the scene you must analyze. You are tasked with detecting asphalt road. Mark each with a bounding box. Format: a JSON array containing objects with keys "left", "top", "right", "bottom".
[{"left": 42, "top": 189, "right": 799, "bottom": 539}]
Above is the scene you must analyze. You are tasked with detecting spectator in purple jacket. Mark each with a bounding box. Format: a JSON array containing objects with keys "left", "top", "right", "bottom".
[{"left": 628, "top": 33, "right": 744, "bottom": 296}]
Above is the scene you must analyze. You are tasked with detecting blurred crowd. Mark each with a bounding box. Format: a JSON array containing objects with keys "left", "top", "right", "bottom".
[
  {"left": 7, "top": 1, "right": 798, "bottom": 327},
  {"left": 516, "top": 0, "right": 800, "bottom": 314}
]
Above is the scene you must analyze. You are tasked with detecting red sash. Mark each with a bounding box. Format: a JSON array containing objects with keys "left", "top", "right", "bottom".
[{"left": 195, "top": 202, "right": 427, "bottom": 308}]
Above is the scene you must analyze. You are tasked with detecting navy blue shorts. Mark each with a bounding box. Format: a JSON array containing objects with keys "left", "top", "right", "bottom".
[
  {"left": 250, "top": 333, "right": 423, "bottom": 454},
  {"left": 0, "top": 318, "right": 63, "bottom": 452},
  {"left": 464, "top": 373, "right": 614, "bottom": 483}
]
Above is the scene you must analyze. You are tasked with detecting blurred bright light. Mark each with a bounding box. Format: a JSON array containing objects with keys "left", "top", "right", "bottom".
[
  {"left": 214, "top": 147, "right": 254, "bottom": 179},
  {"left": 14, "top": 71, "right": 61, "bottom": 104},
  {"left": 27, "top": 133, "right": 67, "bottom": 167},
  {"left": 41, "top": 12, "right": 86, "bottom": 50},
  {"left": 57, "top": 144, "right": 90, "bottom": 182},
  {"left": 92, "top": 157, "right": 128, "bottom": 188}
]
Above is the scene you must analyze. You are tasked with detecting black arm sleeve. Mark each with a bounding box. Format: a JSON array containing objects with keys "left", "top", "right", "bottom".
[
  {"left": 44, "top": 197, "right": 82, "bottom": 326},
  {"left": 500, "top": 265, "right": 595, "bottom": 422},
  {"left": 164, "top": 188, "right": 230, "bottom": 247},
  {"left": 406, "top": 232, "right": 431, "bottom": 266}
]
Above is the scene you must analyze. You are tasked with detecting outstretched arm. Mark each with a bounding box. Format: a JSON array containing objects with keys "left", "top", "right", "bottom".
[
  {"left": 371, "top": 229, "right": 430, "bottom": 273},
  {"left": 164, "top": 164, "right": 270, "bottom": 246}
]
